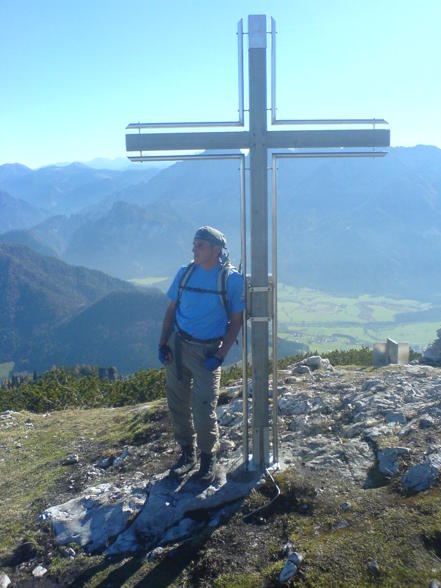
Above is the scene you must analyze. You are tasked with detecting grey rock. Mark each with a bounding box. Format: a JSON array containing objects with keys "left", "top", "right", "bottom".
[
  {"left": 288, "top": 416, "right": 308, "bottom": 432},
  {"left": 419, "top": 415, "right": 435, "bottom": 429},
  {"left": 320, "top": 358, "right": 333, "bottom": 371},
  {"left": 377, "top": 447, "right": 410, "bottom": 476},
  {"left": 40, "top": 482, "right": 148, "bottom": 552},
  {"left": 32, "top": 565, "right": 48, "bottom": 578},
  {"left": 219, "top": 439, "right": 235, "bottom": 454},
  {"left": 0, "top": 572, "right": 11, "bottom": 588},
  {"left": 281, "top": 539, "right": 295, "bottom": 556},
  {"left": 295, "top": 355, "right": 333, "bottom": 371},
  {"left": 278, "top": 395, "right": 311, "bottom": 416},
  {"left": 161, "top": 516, "right": 203, "bottom": 544},
  {"left": 293, "top": 365, "right": 311, "bottom": 375},
  {"left": 99, "top": 448, "right": 131, "bottom": 468},
  {"left": 401, "top": 452, "right": 441, "bottom": 493},
  {"left": 384, "top": 411, "right": 406, "bottom": 425},
  {"left": 362, "top": 379, "right": 384, "bottom": 392},
  {"left": 63, "top": 454, "right": 79, "bottom": 465},
  {"left": 226, "top": 385, "right": 241, "bottom": 399},
  {"left": 98, "top": 457, "right": 112, "bottom": 469},
  {"left": 62, "top": 547, "right": 76, "bottom": 558},
  {"left": 429, "top": 580, "right": 441, "bottom": 588},
  {"left": 363, "top": 424, "right": 394, "bottom": 444},
  {"left": 335, "top": 519, "right": 349, "bottom": 529},
  {"left": 147, "top": 546, "right": 165, "bottom": 561},
  {"left": 105, "top": 470, "right": 260, "bottom": 555},
  {"left": 113, "top": 447, "right": 130, "bottom": 466},
  {"left": 302, "top": 356, "right": 322, "bottom": 370},
  {"left": 422, "top": 328, "right": 441, "bottom": 365},
  {"left": 0, "top": 410, "right": 15, "bottom": 418},
  {"left": 367, "top": 559, "right": 380, "bottom": 576},
  {"left": 284, "top": 376, "right": 300, "bottom": 384},
  {"left": 218, "top": 411, "right": 236, "bottom": 426}
]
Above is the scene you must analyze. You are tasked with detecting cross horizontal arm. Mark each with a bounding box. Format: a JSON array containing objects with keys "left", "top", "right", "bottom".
[
  {"left": 126, "top": 131, "right": 250, "bottom": 152},
  {"left": 266, "top": 128, "right": 390, "bottom": 149}
]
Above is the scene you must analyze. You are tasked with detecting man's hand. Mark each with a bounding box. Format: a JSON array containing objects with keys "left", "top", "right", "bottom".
[
  {"left": 203, "top": 353, "right": 224, "bottom": 371},
  {"left": 159, "top": 344, "right": 173, "bottom": 365}
]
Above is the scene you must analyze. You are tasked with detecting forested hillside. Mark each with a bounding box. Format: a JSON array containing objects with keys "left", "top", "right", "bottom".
[
  {"left": 0, "top": 244, "right": 167, "bottom": 374},
  {"left": 1, "top": 146, "right": 441, "bottom": 300}
]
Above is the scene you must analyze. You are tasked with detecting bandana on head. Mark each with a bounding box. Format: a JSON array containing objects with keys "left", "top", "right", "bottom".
[{"left": 194, "top": 226, "right": 226, "bottom": 248}]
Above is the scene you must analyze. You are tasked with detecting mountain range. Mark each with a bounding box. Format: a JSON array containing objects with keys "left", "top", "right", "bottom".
[
  {"left": 0, "top": 244, "right": 166, "bottom": 374},
  {"left": 1, "top": 244, "right": 303, "bottom": 375},
  {"left": 1, "top": 146, "right": 441, "bottom": 301}
]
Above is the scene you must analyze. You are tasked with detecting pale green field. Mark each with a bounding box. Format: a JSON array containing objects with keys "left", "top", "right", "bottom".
[
  {"left": 277, "top": 284, "right": 439, "bottom": 353},
  {"left": 128, "top": 276, "right": 168, "bottom": 287},
  {"left": 0, "top": 362, "right": 14, "bottom": 378},
  {"left": 278, "top": 284, "right": 431, "bottom": 324}
]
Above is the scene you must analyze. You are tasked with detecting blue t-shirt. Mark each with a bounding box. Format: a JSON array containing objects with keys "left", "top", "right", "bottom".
[{"left": 167, "top": 263, "right": 245, "bottom": 339}]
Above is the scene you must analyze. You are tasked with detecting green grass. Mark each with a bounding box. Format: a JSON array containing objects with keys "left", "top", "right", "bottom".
[
  {"left": 0, "top": 362, "right": 14, "bottom": 378},
  {"left": 0, "top": 403, "right": 160, "bottom": 555},
  {"left": 277, "top": 284, "right": 439, "bottom": 354},
  {"left": 257, "top": 470, "right": 441, "bottom": 587}
]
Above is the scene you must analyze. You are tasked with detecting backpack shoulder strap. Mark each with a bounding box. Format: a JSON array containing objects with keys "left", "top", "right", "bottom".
[
  {"left": 217, "top": 262, "right": 234, "bottom": 320},
  {"left": 177, "top": 262, "right": 196, "bottom": 309}
]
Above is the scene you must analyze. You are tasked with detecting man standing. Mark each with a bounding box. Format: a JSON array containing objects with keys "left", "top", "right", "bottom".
[{"left": 159, "top": 226, "right": 245, "bottom": 484}]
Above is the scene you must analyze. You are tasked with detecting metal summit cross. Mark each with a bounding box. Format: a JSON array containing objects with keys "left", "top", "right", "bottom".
[{"left": 125, "top": 15, "right": 390, "bottom": 471}]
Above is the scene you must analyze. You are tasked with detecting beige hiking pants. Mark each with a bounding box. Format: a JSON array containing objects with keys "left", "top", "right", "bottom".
[{"left": 166, "top": 331, "right": 221, "bottom": 455}]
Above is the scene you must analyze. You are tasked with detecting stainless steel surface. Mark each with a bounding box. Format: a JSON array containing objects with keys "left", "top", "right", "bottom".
[
  {"left": 240, "top": 154, "right": 249, "bottom": 468},
  {"left": 126, "top": 121, "right": 244, "bottom": 129},
  {"left": 126, "top": 130, "right": 250, "bottom": 152},
  {"left": 128, "top": 150, "right": 387, "bottom": 163},
  {"left": 271, "top": 17, "right": 276, "bottom": 125},
  {"left": 248, "top": 14, "right": 270, "bottom": 468},
  {"left": 238, "top": 19, "right": 245, "bottom": 126},
  {"left": 271, "top": 154, "right": 279, "bottom": 465},
  {"left": 127, "top": 150, "right": 387, "bottom": 163},
  {"left": 271, "top": 118, "right": 388, "bottom": 125},
  {"left": 128, "top": 154, "right": 245, "bottom": 162},
  {"left": 248, "top": 14, "right": 266, "bottom": 49},
  {"left": 270, "top": 150, "right": 388, "bottom": 159},
  {"left": 266, "top": 129, "right": 390, "bottom": 149}
]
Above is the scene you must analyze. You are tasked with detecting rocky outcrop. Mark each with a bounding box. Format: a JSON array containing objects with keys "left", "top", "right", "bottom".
[
  {"left": 40, "top": 482, "right": 148, "bottom": 552},
  {"left": 0, "top": 572, "right": 11, "bottom": 588},
  {"left": 40, "top": 358, "right": 441, "bottom": 555},
  {"left": 401, "top": 451, "right": 441, "bottom": 493},
  {"left": 422, "top": 328, "right": 441, "bottom": 366}
]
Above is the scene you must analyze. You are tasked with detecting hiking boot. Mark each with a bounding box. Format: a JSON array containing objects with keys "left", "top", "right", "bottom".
[
  {"left": 170, "top": 445, "right": 197, "bottom": 477},
  {"left": 197, "top": 452, "right": 217, "bottom": 484}
]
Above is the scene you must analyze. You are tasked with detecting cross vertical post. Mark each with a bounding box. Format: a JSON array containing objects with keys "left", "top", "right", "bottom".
[{"left": 248, "top": 15, "right": 270, "bottom": 468}]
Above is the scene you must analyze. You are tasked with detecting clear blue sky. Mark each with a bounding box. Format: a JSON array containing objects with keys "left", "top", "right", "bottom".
[{"left": 1, "top": 0, "right": 440, "bottom": 168}]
